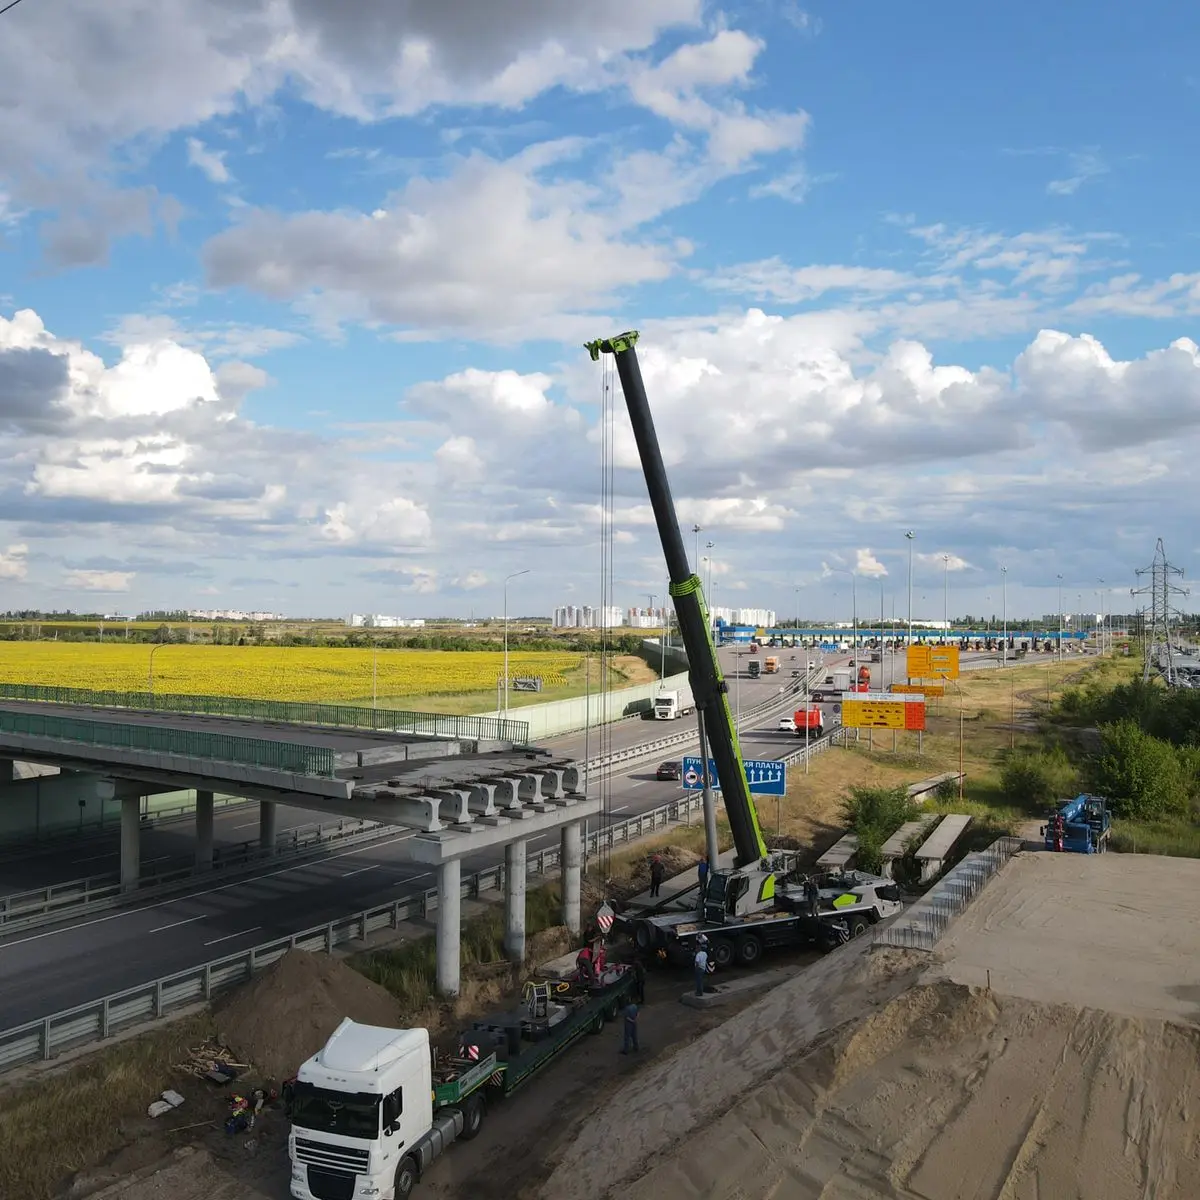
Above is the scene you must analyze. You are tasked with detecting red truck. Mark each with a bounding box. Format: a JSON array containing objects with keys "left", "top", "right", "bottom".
[
  {"left": 857, "top": 664, "right": 871, "bottom": 686},
  {"left": 792, "top": 706, "right": 825, "bottom": 737}
]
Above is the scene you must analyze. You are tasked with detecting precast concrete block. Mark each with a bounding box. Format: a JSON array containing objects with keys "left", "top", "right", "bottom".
[{"left": 428, "top": 788, "right": 471, "bottom": 824}]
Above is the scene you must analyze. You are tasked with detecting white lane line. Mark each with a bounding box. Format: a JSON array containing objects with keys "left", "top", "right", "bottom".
[
  {"left": 627, "top": 780, "right": 646, "bottom": 789},
  {"left": 609, "top": 806, "right": 630, "bottom": 813},
  {"left": 402, "top": 872, "right": 433, "bottom": 885},
  {"left": 205, "top": 926, "right": 261, "bottom": 947},
  {"left": 148, "top": 915, "right": 206, "bottom": 934},
  {"left": 342, "top": 864, "right": 381, "bottom": 878},
  {"left": 73, "top": 852, "right": 117, "bottom": 865},
  {"left": 231, "top": 821, "right": 258, "bottom": 830},
  {"left": 0, "top": 829, "right": 420, "bottom": 950}
]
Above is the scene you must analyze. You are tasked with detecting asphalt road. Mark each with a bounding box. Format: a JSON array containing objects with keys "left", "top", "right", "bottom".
[{"left": 0, "top": 650, "right": 820, "bottom": 1027}]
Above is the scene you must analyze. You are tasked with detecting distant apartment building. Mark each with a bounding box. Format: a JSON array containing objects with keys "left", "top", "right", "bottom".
[
  {"left": 625, "top": 606, "right": 670, "bottom": 629},
  {"left": 347, "top": 614, "right": 427, "bottom": 629},
  {"left": 711, "top": 607, "right": 777, "bottom": 627},
  {"left": 187, "top": 609, "right": 283, "bottom": 621},
  {"left": 552, "top": 604, "right": 624, "bottom": 629}
]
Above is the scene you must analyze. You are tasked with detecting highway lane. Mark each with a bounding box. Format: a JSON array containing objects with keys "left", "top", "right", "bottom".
[
  {"left": 0, "top": 643, "right": 812, "bottom": 895},
  {"left": 0, "top": 715, "right": 802, "bottom": 1027}
]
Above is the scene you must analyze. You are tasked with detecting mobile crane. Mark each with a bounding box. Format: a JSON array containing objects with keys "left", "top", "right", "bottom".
[{"left": 587, "top": 333, "right": 900, "bottom": 964}]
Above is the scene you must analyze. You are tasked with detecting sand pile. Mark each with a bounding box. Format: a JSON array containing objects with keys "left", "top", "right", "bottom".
[
  {"left": 542, "top": 971, "right": 1200, "bottom": 1200},
  {"left": 213, "top": 949, "right": 402, "bottom": 1080}
]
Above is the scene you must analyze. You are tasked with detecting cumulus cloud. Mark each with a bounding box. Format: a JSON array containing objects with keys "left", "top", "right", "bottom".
[
  {"left": 855, "top": 549, "right": 888, "bottom": 577},
  {"left": 0, "top": 544, "right": 29, "bottom": 581},
  {"left": 186, "top": 137, "right": 231, "bottom": 184},
  {"left": 65, "top": 568, "right": 134, "bottom": 592}
]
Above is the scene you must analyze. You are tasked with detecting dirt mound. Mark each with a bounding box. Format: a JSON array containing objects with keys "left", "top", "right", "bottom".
[
  {"left": 213, "top": 949, "right": 402, "bottom": 1081},
  {"left": 542, "top": 970, "right": 1200, "bottom": 1200}
]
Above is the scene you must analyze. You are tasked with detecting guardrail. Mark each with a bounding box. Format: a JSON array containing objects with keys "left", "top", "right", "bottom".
[
  {"left": 872, "top": 835, "right": 1023, "bottom": 950},
  {"left": 0, "top": 724, "right": 849, "bottom": 1072},
  {"left": 0, "top": 817, "right": 399, "bottom": 933},
  {"left": 0, "top": 683, "right": 530, "bottom": 746},
  {"left": 0, "top": 707, "right": 335, "bottom": 777}
]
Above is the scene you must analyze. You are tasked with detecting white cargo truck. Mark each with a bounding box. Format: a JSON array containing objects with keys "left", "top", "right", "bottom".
[{"left": 653, "top": 687, "right": 695, "bottom": 720}]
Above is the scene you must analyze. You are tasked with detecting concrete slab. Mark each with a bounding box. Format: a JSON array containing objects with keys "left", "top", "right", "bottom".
[{"left": 679, "top": 967, "right": 794, "bottom": 1008}]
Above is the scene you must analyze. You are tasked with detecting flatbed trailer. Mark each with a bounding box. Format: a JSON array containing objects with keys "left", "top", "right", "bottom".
[{"left": 641, "top": 907, "right": 849, "bottom": 968}]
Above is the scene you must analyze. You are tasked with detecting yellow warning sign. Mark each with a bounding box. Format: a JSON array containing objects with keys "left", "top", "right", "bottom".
[
  {"left": 842, "top": 697, "right": 926, "bottom": 731},
  {"left": 889, "top": 683, "right": 945, "bottom": 697},
  {"left": 906, "top": 645, "right": 960, "bottom": 680}
]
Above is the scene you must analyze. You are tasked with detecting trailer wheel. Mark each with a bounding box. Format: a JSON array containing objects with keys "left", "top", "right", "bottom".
[
  {"left": 460, "top": 1093, "right": 486, "bottom": 1141},
  {"left": 736, "top": 935, "right": 762, "bottom": 966},
  {"left": 845, "top": 913, "right": 870, "bottom": 939},
  {"left": 634, "top": 921, "right": 655, "bottom": 952},
  {"left": 710, "top": 937, "right": 735, "bottom": 968},
  {"left": 394, "top": 1155, "right": 418, "bottom": 1199},
  {"left": 590, "top": 1008, "right": 606, "bottom": 1035}
]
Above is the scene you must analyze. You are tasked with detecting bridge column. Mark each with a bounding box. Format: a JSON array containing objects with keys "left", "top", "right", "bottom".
[
  {"left": 560, "top": 820, "right": 582, "bottom": 939},
  {"left": 0, "top": 758, "right": 14, "bottom": 783},
  {"left": 436, "top": 857, "right": 462, "bottom": 998},
  {"left": 504, "top": 839, "right": 527, "bottom": 964},
  {"left": 195, "top": 790, "right": 214, "bottom": 870},
  {"left": 259, "top": 800, "right": 277, "bottom": 855},
  {"left": 120, "top": 794, "right": 141, "bottom": 893}
]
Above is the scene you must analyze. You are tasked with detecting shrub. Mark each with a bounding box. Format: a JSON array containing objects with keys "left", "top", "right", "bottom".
[
  {"left": 1089, "top": 720, "right": 1189, "bottom": 820},
  {"left": 841, "top": 786, "right": 918, "bottom": 875},
  {"left": 1000, "top": 746, "right": 1076, "bottom": 811}
]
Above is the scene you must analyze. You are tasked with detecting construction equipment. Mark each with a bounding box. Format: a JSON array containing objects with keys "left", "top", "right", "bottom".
[
  {"left": 1040, "top": 794, "right": 1112, "bottom": 854},
  {"left": 587, "top": 332, "right": 772, "bottom": 912}
]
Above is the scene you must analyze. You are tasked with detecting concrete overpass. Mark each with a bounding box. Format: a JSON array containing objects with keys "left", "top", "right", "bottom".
[{"left": 0, "top": 699, "right": 592, "bottom": 994}]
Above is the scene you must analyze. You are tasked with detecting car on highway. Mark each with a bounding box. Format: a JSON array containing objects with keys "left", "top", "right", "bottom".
[
  {"left": 656, "top": 760, "right": 682, "bottom": 781},
  {"left": 778, "top": 716, "right": 796, "bottom": 731}
]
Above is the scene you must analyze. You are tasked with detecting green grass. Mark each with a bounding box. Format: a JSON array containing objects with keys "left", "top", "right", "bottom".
[{"left": 1110, "top": 815, "right": 1200, "bottom": 857}]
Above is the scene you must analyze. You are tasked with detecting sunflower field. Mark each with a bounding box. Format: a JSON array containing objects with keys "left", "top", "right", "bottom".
[{"left": 0, "top": 643, "right": 583, "bottom": 704}]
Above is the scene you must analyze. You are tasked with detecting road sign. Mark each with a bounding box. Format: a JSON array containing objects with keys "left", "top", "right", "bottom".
[
  {"left": 889, "top": 683, "right": 945, "bottom": 697},
  {"left": 681, "top": 756, "right": 787, "bottom": 796},
  {"left": 511, "top": 676, "right": 542, "bottom": 692},
  {"left": 596, "top": 902, "right": 615, "bottom": 933},
  {"left": 906, "top": 645, "right": 960, "bottom": 679},
  {"left": 842, "top": 695, "right": 926, "bottom": 731}
]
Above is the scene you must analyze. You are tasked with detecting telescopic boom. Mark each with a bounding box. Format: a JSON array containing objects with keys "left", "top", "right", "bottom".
[{"left": 585, "top": 331, "right": 768, "bottom": 868}]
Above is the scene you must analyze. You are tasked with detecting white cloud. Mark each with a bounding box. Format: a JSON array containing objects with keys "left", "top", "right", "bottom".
[
  {"left": 186, "top": 137, "right": 231, "bottom": 184},
  {"left": 917, "top": 552, "right": 971, "bottom": 572},
  {"left": 0, "top": 544, "right": 28, "bottom": 581},
  {"left": 65, "top": 568, "right": 134, "bottom": 592},
  {"left": 855, "top": 549, "right": 887, "bottom": 577},
  {"left": 705, "top": 259, "right": 929, "bottom": 304},
  {"left": 1047, "top": 150, "right": 1108, "bottom": 196}
]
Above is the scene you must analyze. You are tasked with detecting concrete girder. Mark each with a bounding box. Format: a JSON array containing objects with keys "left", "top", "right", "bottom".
[
  {"left": 427, "top": 788, "right": 473, "bottom": 825},
  {"left": 466, "top": 782, "right": 500, "bottom": 816}
]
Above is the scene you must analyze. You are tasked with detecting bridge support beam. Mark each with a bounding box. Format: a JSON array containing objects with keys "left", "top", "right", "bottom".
[
  {"left": 436, "top": 857, "right": 461, "bottom": 997},
  {"left": 561, "top": 819, "right": 582, "bottom": 939},
  {"left": 195, "top": 790, "right": 214, "bottom": 870},
  {"left": 504, "top": 839, "right": 527, "bottom": 964},
  {"left": 259, "top": 800, "right": 278, "bottom": 855},
  {"left": 120, "top": 794, "right": 141, "bottom": 893},
  {"left": 0, "top": 758, "right": 14, "bottom": 783}
]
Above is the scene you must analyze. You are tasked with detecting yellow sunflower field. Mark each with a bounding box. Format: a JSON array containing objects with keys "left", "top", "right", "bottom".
[{"left": 0, "top": 643, "right": 582, "bottom": 705}]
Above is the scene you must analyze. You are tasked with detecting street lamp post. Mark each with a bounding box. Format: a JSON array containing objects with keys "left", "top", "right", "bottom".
[
  {"left": 831, "top": 568, "right": 858, "bottom": 673},
  {"left": 1000, "top": 566, "right": 1008, "bottom": 666},
  {"left": 503, "top": 569, "right": 530, "bottom": 720},
  {"left": 1098, "top": 579, "right": 1106, "bottom": 655},
  {"left": 942, "top": 554, "right": 950, "bottom": 645},
  {"left": 1056, "top": 574, "right": 1064, "bottom": 666},
  {"left": 692, "top": 524, "right": 702, "bottom": 573},
  {"left": 705, "top": 541, "right": 714, "bottom": 595},
  {"left": 148, "top": 643, "right": 165, "bottom": 695},
  {"left": 905, "top": 531, "right": 915, "bottom": 671}
]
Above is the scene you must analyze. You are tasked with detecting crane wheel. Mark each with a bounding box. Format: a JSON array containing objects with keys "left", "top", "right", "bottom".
[
  {"left": 736, "top": 935, "right": 762, "bottom": 966},
  {"left": 710, "top": 937, "right": 735, "bottom": 968}
]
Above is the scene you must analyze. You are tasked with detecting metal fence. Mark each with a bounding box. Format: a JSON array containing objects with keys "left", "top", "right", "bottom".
[
  {"left": 0, "top": 683, "right": 530, "bottom": 746},
  {"left": 0, "top": 707, "right": 335, "bottom": 777},
  {"left": 872, "top": 835, "right": 1023, "bottom": 950},
  {"left": 0, "top": 791, "right": 712, "bottom": 1072}
]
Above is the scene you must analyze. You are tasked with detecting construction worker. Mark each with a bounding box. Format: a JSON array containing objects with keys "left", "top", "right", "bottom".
[
  {"left": 620, "top": 999, "right": 640, "bottom": 1054},
  {"left": 575, "top": 944, "right": 595, "bottom": 987},
  {"left": 694, "top": 937, "right": 709, "bottom": 996},
  {"left": 697, "top": 858, "right": 709, "bottom": 894},
  {"left": 649, "top": 854, "right": 665, "bottom": 898},
  {"left": 804, "top": 875, "right": 820, "bottom": 918}
]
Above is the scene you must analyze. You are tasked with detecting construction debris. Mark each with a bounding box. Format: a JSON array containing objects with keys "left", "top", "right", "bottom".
[{"left": 173, "top": 1040, "right": 247, "bottom": 1084}]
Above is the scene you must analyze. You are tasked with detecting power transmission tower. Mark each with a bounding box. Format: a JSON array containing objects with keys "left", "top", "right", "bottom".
[{"left": 1132, "top": 538, "right": 1188, "bottom": 684}]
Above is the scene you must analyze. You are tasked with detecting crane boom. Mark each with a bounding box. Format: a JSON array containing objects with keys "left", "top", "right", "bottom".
[{"left": 585, "top": 331, "right": 769, "bottom": 868}]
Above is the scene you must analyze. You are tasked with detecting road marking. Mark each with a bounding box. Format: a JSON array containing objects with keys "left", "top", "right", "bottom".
[
  {"left": 609, "top": 806, "right": 630, "bottom": 813},
  {"left": 627, "top": 780, "right": 646, "bottom": 788},
  {"left": 0, "top": 829, "right": 421, "bottom": 951},
  {"left": 342, "top": 864, "right": 380, "bottom": 878},
  {"left": 231, "top": 821, "right": 258, "bottom": 830},
  {"left": 148, "top": 915, "right": 206, "bottom": 934},
  {"left": 204, "top": 927, "right": 261, "bottom": 947},
  {"left": 73, "top": 853, "right": 116, "bottom": 865}
]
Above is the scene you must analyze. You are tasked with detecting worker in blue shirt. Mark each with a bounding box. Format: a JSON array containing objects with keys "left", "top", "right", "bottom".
[
  {"left": 620, "top": 1000, "right": 639, "bottom": 1054},
  {"left": 698, "top": 858, "right": 709, "bottom": 893}
]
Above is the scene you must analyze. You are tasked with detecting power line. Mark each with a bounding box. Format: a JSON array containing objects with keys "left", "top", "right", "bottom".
[{"left": 0, "top": 0, "right": 30, "bottom": 17}]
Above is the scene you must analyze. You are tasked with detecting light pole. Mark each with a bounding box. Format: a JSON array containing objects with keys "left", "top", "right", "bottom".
[
  {"left": 503, "top": 569, "right": 530, "bottom": 720},
  {"left": 1056, "top": 574, "right": 1063, "bottom": 666},
  {"left": 830, "top": 568, "right": 858, "bottom": 673},
  {"left": 942, "top": 554, "right": 950, "bottom": 645},
  {"left": 1000, "top": 566, "right": 1008, "bottom": 666},
  {"left": 148, "top": 643, "right": 165, "bottom": 696},
  {"left": 692, "top": 524, "right": 702, "bottom": 573},
  {"left": 905, "top": 531, "right": 915, "bottom": 668},
  {"left": 880, "top": 582, "right": 887, "bottom": 688},
  {"left": 1098, "top": 579, "right": 1106, "bottom": 655},
  {"left": 794, "top": 585, "right": 801, "bottom": 643},
  {"left": 705, "top": 541, "right": 714, "bottom": 595}
]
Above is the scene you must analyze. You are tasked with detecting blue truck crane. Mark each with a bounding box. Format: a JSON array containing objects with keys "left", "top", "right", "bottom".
[{"left": 1040, "top": 793, "right": 1112, "bottom": 854}]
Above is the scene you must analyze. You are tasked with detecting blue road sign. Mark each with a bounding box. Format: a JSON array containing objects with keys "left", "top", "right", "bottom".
[{"left": 681, "top": 756, "right": 787, "bottom": 797}]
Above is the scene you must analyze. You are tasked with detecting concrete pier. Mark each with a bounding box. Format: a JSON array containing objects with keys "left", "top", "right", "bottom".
[
  {"left": 259, "top": 799, "right": 278, "bottom": 854},
  {"left": 120, "top": 794, "right": 141, "bottom": 892},
  {"left": 195, "top": 790, "right": 214, "bottom": 870},
  {"left": 504, "top": 839, "right": 527, "bottom": 963},
  {"left": 437, "top": 857, "right": 462, "bottom": 997},
  {"left": 561, "top": 820, "right": 582, "bottom": 938}
]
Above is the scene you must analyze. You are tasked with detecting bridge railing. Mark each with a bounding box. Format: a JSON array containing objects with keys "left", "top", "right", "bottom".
[
  {"left": 0, "top": 708, "right": 335, "bottom": 777},
  {"left": 0, "top": 683, "right": 530, "bottom": 746}
]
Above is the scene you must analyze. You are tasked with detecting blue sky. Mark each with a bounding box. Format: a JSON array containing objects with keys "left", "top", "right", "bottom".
[{"left": 0, "top": 0, "right": 1197, "bottom": 622}]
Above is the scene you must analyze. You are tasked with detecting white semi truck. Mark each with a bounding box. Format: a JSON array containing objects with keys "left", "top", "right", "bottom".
[
  {"left": 289, "top": 968, "right": 637, "bottom": 1199},
  {"left": 653, "top": 687, "right": 695, "bottom": 719}
]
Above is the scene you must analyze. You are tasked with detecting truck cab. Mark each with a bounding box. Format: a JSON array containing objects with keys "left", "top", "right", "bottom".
[
  {"left": 289, "top": 1020, "right": 437, "bottom": 1200},
  {"left": 747, "top": 659, "right": 761, "bottom": 679},
  {"left": 764, "top": 656, "right": 780, "bottom": 673}
]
